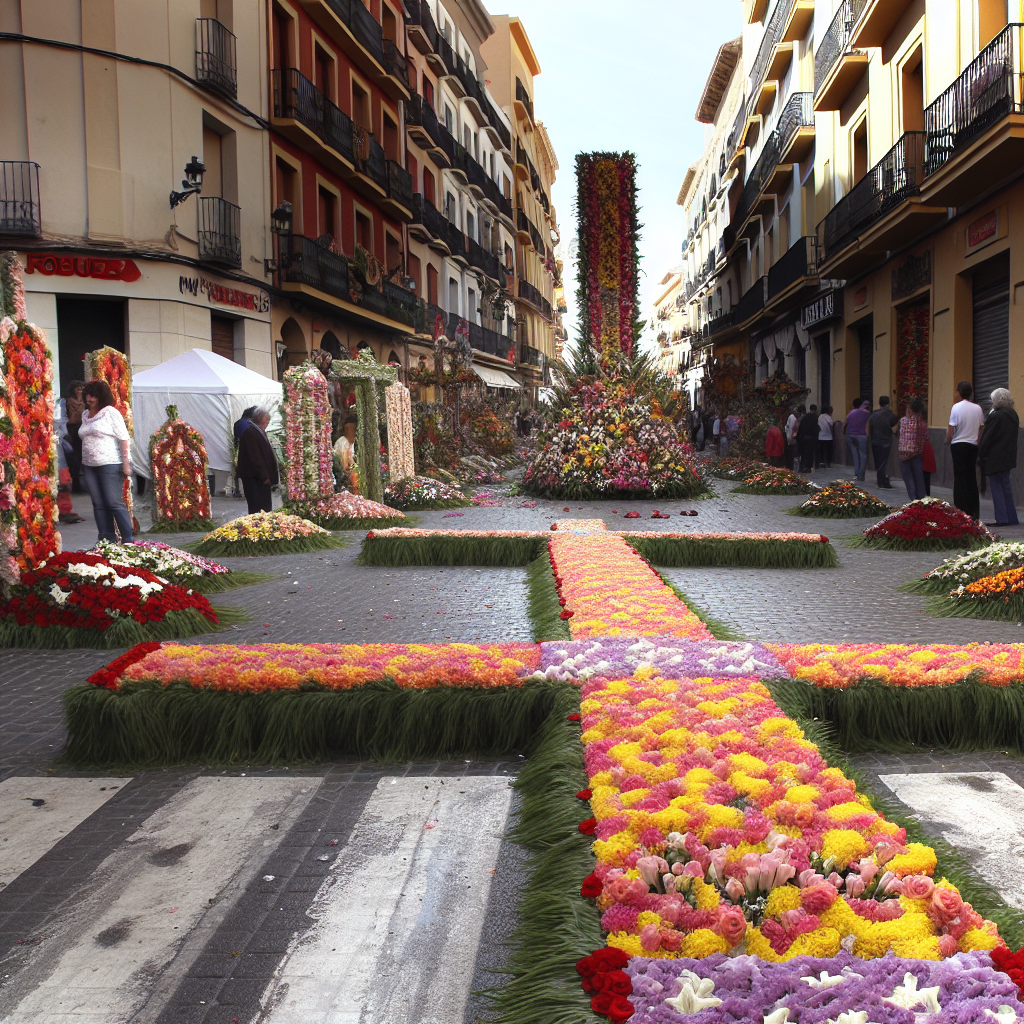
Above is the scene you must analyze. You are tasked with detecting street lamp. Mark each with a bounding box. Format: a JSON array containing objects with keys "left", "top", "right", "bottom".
[
  {"left": 266, "top": 201, "right": 294, "bottom": 275},
  {"left": 490, "top": 290, "right": 509, "bottom": 322},
  {"left": 169, "top": 156, "right": 206, "bottom": 209}
]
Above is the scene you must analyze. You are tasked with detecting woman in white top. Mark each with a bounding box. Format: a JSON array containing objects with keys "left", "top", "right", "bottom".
[
  {"left": 79, "top": 379, "right": 134, "bottom": 542},
  {"left": 817, "top": 405, "right": 834, "bottom": 469}
]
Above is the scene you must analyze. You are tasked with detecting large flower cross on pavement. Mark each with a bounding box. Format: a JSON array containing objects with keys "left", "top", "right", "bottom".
[{"left": 70, "top": 519, "right": 1024, "bottom": 1024}]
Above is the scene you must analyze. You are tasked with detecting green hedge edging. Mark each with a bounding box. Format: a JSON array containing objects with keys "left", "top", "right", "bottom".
[
  {"left": 655, "top": 571, "right": 746, "bottom": 641},
  {"left": 146, "top": 518, "right": 217, "bottom": 534},
  {"left": 626, "top": 535, "right": 839, "bottom": 569},
  {"left": 847, "top": 534, "right": 993, "bottom": 552},
  {"left": 189, "top": 533, "right": 345, "bottom": 557},
  {"left": 527, "top": 552, "right": 572, "bottom": 642},
  {"left": 357, "top": 534, "right": 546, "bottom": 567}
]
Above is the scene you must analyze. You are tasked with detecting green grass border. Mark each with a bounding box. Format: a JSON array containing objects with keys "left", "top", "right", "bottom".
[
  {"left": 925, "top": 593, "right": 1024, "bottom": 622},
  {"left": 765, "top": 689, "right": 1024, "bottom": 949},
  {"left": 357, "top": 534, "right": 546, "bottom": 567},
  {"left": 847, "top": 534, "right": 993, "bottom": 551},
  {"left": 175, "top": 570, "right": 275, "bottom": 594},
  {"left": 527, "top": 551, "right": 572, "bottom": 642},
  {"left": 145, "top": 518, "right": 217, "bottom": 534},
  {"left": 188, "top": 533, "right": 345, "bottom": 558},
  {"left": 384, "top": 497, "right": 472, "bottom": 511},
  {"left": 732, "top": 483, "right": 816, "bottom": 496},
  {"left": 625, "top": 534, "right": 839, "bottom": 569}
]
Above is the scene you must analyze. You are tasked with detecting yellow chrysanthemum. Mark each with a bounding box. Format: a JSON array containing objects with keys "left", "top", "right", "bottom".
[
  {"left": 886, "top": 843, "right": 938, "bottom": 879},
  {"left": 820, "top": 829, "right": 872, "bottom": 869},
  {"left": 679, "top": 928, "right": 730, "bottom": 958},
  {"left": 765, "top": 885, "right": 803, "bottom": 917}
]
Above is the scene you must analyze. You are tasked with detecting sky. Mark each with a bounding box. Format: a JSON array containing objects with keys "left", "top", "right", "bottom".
[{"left": 486, "top": 0, "right": 742, "bottom": 357}]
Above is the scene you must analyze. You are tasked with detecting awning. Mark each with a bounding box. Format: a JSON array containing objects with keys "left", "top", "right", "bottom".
[{"left": 473, "top": 365, "right": 521, "bottom": 389}]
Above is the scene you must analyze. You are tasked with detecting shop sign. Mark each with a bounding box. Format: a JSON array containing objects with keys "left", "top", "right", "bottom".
[
  {"left": 968, "top": 211, "right": 998, "bottom": 249},
  {"left": 24, "top": 253, "right": 141, "bottom": 282},
  {"left": 179, "top": 274, "right": 269, "bottom": 313},
  {"left": 801, "top": 289, "right": 843, "bottom": 328}
]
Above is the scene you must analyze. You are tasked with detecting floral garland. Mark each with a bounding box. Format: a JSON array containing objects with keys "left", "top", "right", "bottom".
[
  {"left": 896, "top": 300, "right": 930, "bottom": 417},
  {"left": 148, "top": 405, "right": 214, "bottom": 530},
  {"left": 384, "top": 382, "right": 415, "bottom": 480},
  {"left": 576, "top": 152, "right": 639, "bottom": 365},
  {"left": 383, "top": 475, "right": 469, "bottom": 510},
  {"left": 84, "top": 345, "right": 137, "bottom": 531},
  {"left": 734, "top": 467, "right": 816, "bottom": 495},
  {"left": 856, "top": 498, "right": 994, "bottom": 551},
  {"left": 790, "top": 481, "right": 892, "bottom": 519},
  {"left": 282, "top": 363, "right": 333, "bottom": 503}
]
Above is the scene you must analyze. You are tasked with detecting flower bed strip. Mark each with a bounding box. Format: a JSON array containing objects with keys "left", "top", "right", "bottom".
[
  {"left": 624, "top": 534, "right": 839, "bottom": 569},
  {"left": 357, "top": 534, "right": 547, "bottom": 567},
  {"left": 189, "top": 533, "right": 345, "bottom": 558},
  {"left": 527, "top": 552, "right": 573, "bottom": 642}
]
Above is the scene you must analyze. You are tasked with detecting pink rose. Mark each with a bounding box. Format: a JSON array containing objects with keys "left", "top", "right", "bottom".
[
  {"left": 844, "top": 874, "right": 867, "bottom": 899},
  {"left": 717, "top": 905, "right": 748, "bottom": 947},
  {"left": 640, "top": 923, "right": 662, "bottom": 951},
  {"left": 938, "top": 933, "right": 959, "bottom": 957},
  {"left": 659, "top": 927, "right": 682, "bottom": 951},
  {"left": 637, "top": 856, "right": 669, "bottom": 890},
  {"left": 901, "top": 874, "right": 934, "bottom": 900},
  {"left": 724, "top": 877, "right": 745, "bottom": 902},
  {"left": 928, "top": 887, "right": 964, "bottom": 926},
  {"left": 683, "top": 860, "right": 705, "bottom": 877},
  {"left": 801, "top": 882, "right": 838, "bottom": 914},
  {"left": 857, "top": 860, "right": 879, "bottom": 885}
]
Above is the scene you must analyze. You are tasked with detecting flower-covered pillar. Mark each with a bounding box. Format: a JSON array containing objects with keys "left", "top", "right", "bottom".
[
  {"left": 84, "top": 345, "right": 138, "bottom": 532},
  {"left": 148, "top": 405, "right": 215, "bottom": 531},
  {"left": 282, "top": 363, "right": 334, "bottom": 503},
  {"left": 0, "top": 251, "right": 59, "bottom": 593},
  {"left": 384, "top": 381, "right": 414, "bottom": 481}
]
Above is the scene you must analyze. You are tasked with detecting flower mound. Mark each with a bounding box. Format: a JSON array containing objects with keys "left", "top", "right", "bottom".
[
  {"left": 148, "top": 407, "right": 214, "bottom": 531},
  {"left": 855, "top": 498, "right": 994, "bottom": 551},
  {"left": 947, "top": 566, "right": 1024, "bottom": 622},
  {"left": 193, "top": 511, "right": 342, "bottom": 556},
  {"left": 0, "top": 552, "right": 218, "bottom": 648},
  {"left": 383, "top": 475, "right": 470, "bottom": 511},
  {"left": 89, "top": 540, "right": 260, "bottom": 595},
  {"left": 734, "top": 467, "right": 815, "bottom": 495},
  {"left": 712, "top": 456, "right": 763, "bottom": 481},
  {"left": 910, "top": 542, "right": 1024, "bottom": 595},
  {"left": 285, "top": 491, "right": 405, "bottom": 530},
  {"left": 790, "top": 481, "right": 892, "bottom": 519}
]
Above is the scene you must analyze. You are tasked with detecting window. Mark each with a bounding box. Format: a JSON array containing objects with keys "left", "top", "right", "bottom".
[
  {"left": 385, "top": 231, "right": 401, "bottom": 278},
  {"left": 503, "top": 175, "right": 511, "bottom": 200},
  {"left": 275, "top": 156, "right": 298, "bottom": 227},
  {"left": 272, "top": 3, "right": 294, "bottom": 69},
  {"left": 423, "top": 167, "right": 436, "bottom": 206},
  {"left": 468, "top": 287, "right": 477, "bottom": 323},
  {"left": 211, "top": 314, "right": 235, "bottom": 361},
  {"left": 466, "top": 212, "right": 475, "bottom": 241},
  {"left": 314, "top": 43, "right": 334, "bottom": 100},
  {"left": 352, "top": 80, "right": 372, "bottom": 130},
  {"left": 407, "top": 252, "right": 421, "bottom": 295},
  {"left": 504, "top": 243, "right": 513, "bottom": 271},
  {"left": 448, "top": 276, "right": 459, "bottom": 314},
  {"left": 445, "top": 190, "right": 456, "bottom": 221},
  {"left": 381, "top": 2, "right": 397, "bottom": 43},
  {"left": 427, "top": 264, "right": 438, "bottom": 305},
  {"left": 203, "top": 126, "right": 223, "bottom": 197},
  {"left": 423, "top": 75, "right": 434, "bottom": 107},
  {"left": 901, "top": 48, "right": 924, "bottom": 133},
  {"left": 317, "top": 186, "right": 337, "bottom": 242},
  {"left": 490, "top": 153, "right": 495, "bottom": 179},
  {"left": 852, "top": 119, "right": 868, "bottom": 186},
  {"left": 355, "top": 209, "right": 373, "bottom": 252},
  {"left": 463, "top": 125, "right": 471, "bottom": 151},
  {"left": 444, "top": 105, "right": 454, "bottom": 132},
  {"left": 382, "top": 110, "right": 399, "bottom": 161}
]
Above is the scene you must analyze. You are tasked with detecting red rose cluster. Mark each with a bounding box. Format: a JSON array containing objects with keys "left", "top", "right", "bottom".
[
  {"left": 577, "top": 947, "right": 634, "bottom": 1022},
  {"left": 866, "top": 498, "right": 992, "bottom": 542},
  {"left": 992, "top": 945, "right": 1024, "bottom": 996},
  {"left": 0, "top": 552, "right": 217, "bottom": 632}
]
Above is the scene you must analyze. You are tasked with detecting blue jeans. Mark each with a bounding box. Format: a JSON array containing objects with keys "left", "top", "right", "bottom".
[
  {"left": 989, "top": 471, "right": 1020, "bottom": 524},
  {"left": 899, "top": 454, "right": 926, "bottom": 501},
  {"left": 848, "top": 434, "right": 868, "bottom": 480},
  {"left": 83, "top": 463, "right": 134, "bottom": 542}
]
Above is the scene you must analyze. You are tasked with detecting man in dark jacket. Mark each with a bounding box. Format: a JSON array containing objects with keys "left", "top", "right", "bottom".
[
  {"left": 978, "top": 388, "right": 1020, "bottom": 525},
  {"left": 235, "top": 408, "right": 278, "bottom": 513},
  {"left": 233, "top": 406, "right": 257, "bottom": 442},
  {"left": 867, "top": 395, "right": 898, "bottom": 488},
  {"left": 796, "top": 404, "right": 819, "bottom": 474}
]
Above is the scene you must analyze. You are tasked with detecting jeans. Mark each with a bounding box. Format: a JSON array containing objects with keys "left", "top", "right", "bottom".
[
  {"left": 951, "top": 443, "right": 980, "bottom": 519},
  {"left": 989, "top": 471, "right": 1020, "bottom": 524},
  {"left": 848, "top": 434, "right": 868, "bottom": 480},
  {"left": 83, "top": 463, "right": 133, "bottom": 542},
  {"left": 871, "top": 441, "right": 892, "bottom": 487},
  {"left": 242, "top": 477, "right": 273, "bottom": 514},
  {"left": 898, "top": 454, "right": 926, "bottom": 501}
]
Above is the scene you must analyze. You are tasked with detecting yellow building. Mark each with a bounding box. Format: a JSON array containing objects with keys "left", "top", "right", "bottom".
[
  {"left": 1, "top": 0, "right": 274, "bottom": 391},
  {"left": 650, "top": 267, "right": 705, "bottom": 401}
]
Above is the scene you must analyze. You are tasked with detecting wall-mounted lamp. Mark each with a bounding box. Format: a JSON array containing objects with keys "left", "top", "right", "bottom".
[
  {"left": 265, "top": 201, "right": 294, "bottom": 274},
  {"left": 169, "top": 156, "right": 206, "bottom": 209}
]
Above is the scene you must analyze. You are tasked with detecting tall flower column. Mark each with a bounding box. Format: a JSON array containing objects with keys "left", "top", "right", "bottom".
[
  {"left": 282, "top": 363, "right": 334, "bottom": 503},
  {"left": 384, "top": 381, "right": 415, "bottom": 481},
  {"left": 148, "top": 405, "right": 215, "bottom": 531}
]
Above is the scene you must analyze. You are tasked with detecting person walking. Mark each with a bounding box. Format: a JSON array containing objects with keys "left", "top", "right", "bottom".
[
  {"left": 845, "top": 398, "right": 870, "bottom": 481},
  {"left": 765, "top": 422, "right": 785, "bottom": 467},
  {"left": 868, "top": 395, "right": 898, "bottom": 488},
  {"left": 79, "top": 380, "right": 134, "bottom": 543},
  {"left": 817, "top": 405, "right": 834, "bottom": 469},
  {"left": 236, "top": 407, "right": 278, "bottom": 514},
  {"left": 978, "top": 387, "right": 1020, "bottom": 526},
  {"left": 897, "top": 397, "right": 928, "bottom": 500},
  {"left": 797, "top": 404, "right": 819, "bottom": 474},
  {"left": 784, "top": 406, "right": 801, "bottom": 470},
  {"left": 945, "top": 381, "right": 986, "bottom": 519}
]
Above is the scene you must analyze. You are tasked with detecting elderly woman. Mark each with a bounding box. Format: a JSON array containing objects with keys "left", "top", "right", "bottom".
[{"left": 979, "top": 388, "right": 1020, "bottom": 526}]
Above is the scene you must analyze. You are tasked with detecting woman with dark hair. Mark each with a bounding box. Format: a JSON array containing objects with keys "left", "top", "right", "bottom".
[
  {"left": 79, "top": 379, "right": 133, "bottom": 542},
  {"left": 897, "top": 397, "right": 928, "bottom": 501},
  {"left": 64, "top": 379, "right": 85, "bottom": 491}
]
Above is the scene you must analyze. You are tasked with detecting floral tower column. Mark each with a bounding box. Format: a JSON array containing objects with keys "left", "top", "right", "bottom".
[
  {"left": 148, "top": 405, "right": 215, "bottom": 531},
  {"left": 282, "top": 363, "right": 334, "bottom": 503},
  {"left": 384, "top": 381, "right": 415, "bottom": 481}
]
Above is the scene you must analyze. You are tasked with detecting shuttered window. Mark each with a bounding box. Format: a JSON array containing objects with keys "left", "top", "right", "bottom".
[
  {"left": 972, "top": 252, "right": 1010, "bottom": 413},
  {"left": 858, "top": 321, "right": 873, "bottom": 402},
  {"left": 211, "top": 315, "right": 235, "bottom": 361}
]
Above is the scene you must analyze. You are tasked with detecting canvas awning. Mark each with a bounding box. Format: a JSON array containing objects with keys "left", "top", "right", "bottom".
[{"left": 472, "top": 365, "right": 521, "bottom": 389}]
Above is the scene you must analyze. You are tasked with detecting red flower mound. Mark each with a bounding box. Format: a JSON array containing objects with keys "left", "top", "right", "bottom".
[
  {"left": 0, "top": 552, "right": 217, "bottom": 633},
  {"left": 992, "top": 945, "right": 1024, "bottom": 996},
  {"left": 578, "top": 947, "right": 634, "bottom": 1022},
  {"left": 864, "top": 498, "right": 992, "bottom": 543}
]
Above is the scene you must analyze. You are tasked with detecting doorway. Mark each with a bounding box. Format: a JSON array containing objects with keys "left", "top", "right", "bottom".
[
  {"left": 972, "top": 250, "right": 1010, "bottom": 412},
  {"left": 853, "top": 316, "right": 874, "bottom": 404},
  {"left": 211, "top": 315, "right": 236, "bottom": 361},
  {"left": 57, "top": 296, "right": 126, "bottom": 391}
]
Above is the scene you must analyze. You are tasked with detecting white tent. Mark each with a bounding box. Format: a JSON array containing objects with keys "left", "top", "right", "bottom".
[{"left": 130, "top": 349, "right": 283, "bottom": 478}]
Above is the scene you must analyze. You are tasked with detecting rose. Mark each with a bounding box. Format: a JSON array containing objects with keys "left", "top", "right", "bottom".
[
  {"left": 717, "top": 905, "right": 747, "bottom": 947},
  {"left": 928, "top": 886, "right": 963, "bottom": 925},
  {"left": 900, "top": 874, "right": 935, "bottom": 900}
]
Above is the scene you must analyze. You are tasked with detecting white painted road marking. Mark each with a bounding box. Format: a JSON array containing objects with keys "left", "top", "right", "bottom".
[
  {"left": 879, "top": 771, "right": 1024, "bottom": 909},
  {"left": 0, "top": 776, "right": 320, "bottom": 1024},
  {"left": 0, "top": 776, "right": 132, "bottom": 889},
  {"left": 255, "top": 776, "right": 513, "bottom": 1024}
]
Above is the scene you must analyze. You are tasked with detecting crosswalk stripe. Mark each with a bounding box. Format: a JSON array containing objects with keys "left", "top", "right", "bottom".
[
  {"left": 879, "top": 771, "right": 1024, "bottom": 910},
  {"left": 0, "top": 776, "right": 132, "bottom": 890},
  {"left": 254, "top": 775, "right": 514, "bottom": 1024},
  {"left": 0, "top": 776, "right": 321, "bottom": 1024}
]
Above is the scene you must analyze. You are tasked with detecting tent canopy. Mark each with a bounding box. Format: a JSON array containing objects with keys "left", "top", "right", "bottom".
[
  {"left": 130, "top": 348, "right": 283, "bottom": 478},
  {"left": 472, "top": 365, "right": 521, "bottom": 389}
]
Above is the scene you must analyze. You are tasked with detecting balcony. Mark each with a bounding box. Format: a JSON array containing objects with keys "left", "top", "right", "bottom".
[
  {"left": 382, "top": 39, "right": 410, "bottom": 93},
  {"left": 922, "top": 24, "right": 1024, "bottom": 206},
  {"left": 706, "top": 310, "right": 735, "bottom": 338},
  {"left": 748, "top": 0, "right": 797, "bottom": 116},
  {"left": 197, "top": 196, "right": 241, "bottom": 268},
  {"left": 514, "top": 139, "right": 529, "bottom": 181},
  {"left": 0, "top": 161, "right": 41, "bottom": 236},
  {"left": 385, "top": 158, "right": 413, "bottom": 216},
  {"left": 851, "top": 0, "right": 916, "bottom": 47},
  {"left": 405, "top": 0, "right": 439, "bottom": 55},
  {"left": 466, "top": 236, "right": 500, "bottom": 281},
  {"left": 195, "top": 19, "right": 237, "bottom": 99},
  {"left": 518, "top": 278, "right": 552, "bottom": 319},
  {"left": 515, "top": 208, "right": 532, "bottom": 244},
  {"left": 515, "top": 77, "right": 534, "bottom": 122},
  {"left": 733, "top": 276, "right": 768, "bottom": 328},
  {"left": 767, "top": 235, "right": 818, "bottom": 306},
  {"left": 410, "top": 193, "right": 446, "bottom": 247},
  {"left": 520, "top": 344, "right": 543, "bottom": 367},
  {"left": 299, "top": 0, "right": 408, "bottom": 100},
  {"left": 429, "top": 32, "right": 454, "bottom": 78},
  {"left": 776, "top": 91, "right": 815, "bottom": 164},
  {"left": 405, "top": 94, "right": 453, "bottom": 168},
  {"left": 819, "top": 131, "right": 945, "bottom": 273},
  {"left": 485, "top": 103, "right": 512, "bottom": 152},
  {"left": 445, "top": 217, "right": 466, "bottom": 262},
  {"left": 814, "top": 0, "right": 868, "bottom": 111},
  {"left": 272, "top": 68, "right": 354, "bottom": 170}
]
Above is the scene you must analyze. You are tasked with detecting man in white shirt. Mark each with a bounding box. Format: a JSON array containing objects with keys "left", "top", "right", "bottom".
[{"left": 945, "top": 380, "right": 986, "bottom": 519}]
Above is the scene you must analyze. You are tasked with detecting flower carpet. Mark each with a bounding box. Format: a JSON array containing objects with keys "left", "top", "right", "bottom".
[{"left": 62, "top": 517, "right": 1024, "bottom": 1023}]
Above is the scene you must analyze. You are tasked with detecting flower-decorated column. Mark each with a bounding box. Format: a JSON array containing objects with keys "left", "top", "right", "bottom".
[
  {"left": 0, "top": 251, "right": 58, "bottom": 594},
  {"left": 384, "top": 381, "right": 414, "bottom": 481},
  {"left": 84, "top": 345, "right": 138, "bottom": 533},
  {"left": 282, "top": 363, "right": 333, "bottom": 503},
  {"left": 148, "top": 405, "right": 215, "bottom": 531}
]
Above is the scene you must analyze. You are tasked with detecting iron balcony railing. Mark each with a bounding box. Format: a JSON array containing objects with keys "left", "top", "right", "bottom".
[
  {"left": 385, "top": 158, "right": 413, "bottom": 211},
  {"left": 0, "top": 161, "right": 41, "bottom": 236},
  {"left": 273, "top": 69, "right": 354, "bottom": 163},
  {"left": 443, "top": 313, "right": 510, "bottom": 357},
  {"left": 446, "top": 218, "right": 465, "bottom": 260},
  {"left": 515, "top": 77, "right": 534, "bottom": 121},
  {"left": 198, "top": 196, "right": 241, "bottom": 267},
  {"left": 286, "top": 234, "right": 350, "bottom": 297},
  {"left": 405, "top": 94, "right": 454, "bottom": 165},
  {"left": 768, "top": 235, "right": 817, "bottom": 300},
  {"left": 382, "top": 39, "right": 409, "bottom": 89},
  {"left": 404, "top": 0, "right": 439, "bottom": 54},
  {"left": 924, "top": 23, "right": 1024, "bottom": 176},
  {"left": 196, "top": 19, "right": 237, "bottom": 99},
  {"left": 821, "top": 131, "right": 927, "bottom": 258},
  {"left": 733, "top": 276, "right": 768, "bottom": 325},
  {"left": 359, "top": 276, "right": 417, "bottom": 327},
  {"left": 520, "top": 344, "right": 543, "bottom": 366},
  {"left": 411, "top": 193, "right": 447, "bottom": 241},
  {"left": 706, "top": 309, "right": 735, "bottom": 337},
  {"left": 435, "top": 33, "right": 456, "bottom": 77},
  {"left": 323, "top": 0, "right": 384, "bottom": 67},
  {"left": 749, "top": 0, "right": 795, "bottom": 104},
  {"left": 777, "top": 91, "right": 814, "bottom": 154},
  {"left": 466, "top": 236, "right": 500, "bottom": 280},
  {"left": 815, "top": 0, "right": 867, "bottom": 95},
  {"left": 487, "top": 103, "right": 512, "bottom": 150},
  {"left": 726, "top": 99, "right": 749, "bottom": 164},
  {"left": 518, "top": 278, "right": 552, "bottom": 319}
]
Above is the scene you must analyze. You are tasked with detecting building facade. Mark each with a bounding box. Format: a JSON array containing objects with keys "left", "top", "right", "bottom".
[
  {"left": 695, "top": 0, "right": 1024, "bottom": 486},
  {"left": 650, "top": 267, "right": 705, "bottom": 402},
  {"left": 1, "top": 0, "right": 274, "bottom": 394}
]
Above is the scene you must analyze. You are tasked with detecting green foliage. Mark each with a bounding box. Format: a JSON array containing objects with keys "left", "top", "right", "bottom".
[
  {"left": 527, "top": 552, "right": 572, "bottom": 641},
  {"left": 357, "top": 534, "right": 546, "bottom": 567},
  {"left": 625, "top": 534, "right": 839, "bottom": 569},
  {"left": 189, "top": 533, "right": 345, "bottom": 557}
]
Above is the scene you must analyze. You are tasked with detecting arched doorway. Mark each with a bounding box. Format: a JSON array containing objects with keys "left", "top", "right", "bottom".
[
  {"left": 387, "top": 349, "right": 401, "bottom": 367},
  {"left": 320, "top": 330, "right": 345, "bottom": 361},
  {"left": 278, "top": 317, "right": 307, "bottom": 378}
]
